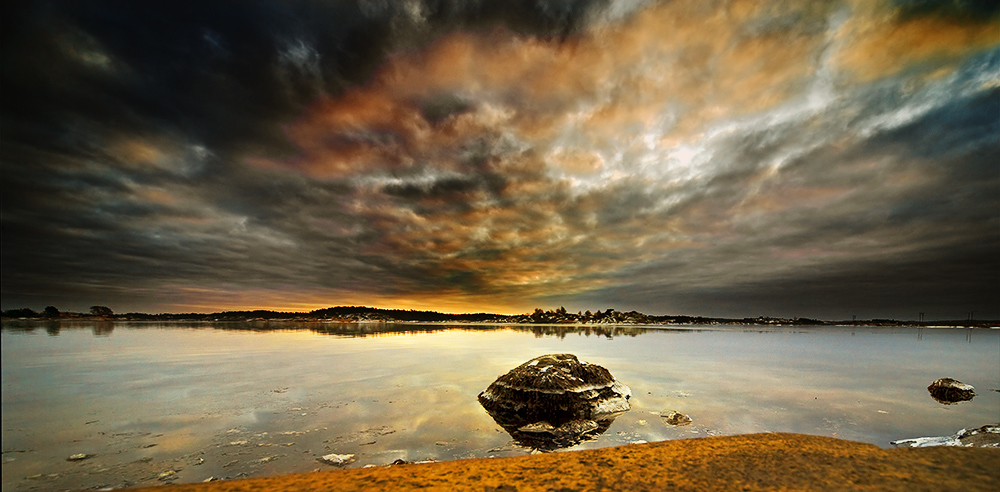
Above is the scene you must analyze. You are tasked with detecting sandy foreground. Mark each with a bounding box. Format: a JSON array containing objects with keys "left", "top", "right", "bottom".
[{"left": 128, "top": 433, "right": 999, "bottom": 492}]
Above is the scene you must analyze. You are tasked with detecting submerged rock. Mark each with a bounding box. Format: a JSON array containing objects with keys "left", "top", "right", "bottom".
[
  {"left": 662, "top": 411, "right": 692, "bottom": 426},
  {"left": 478, "top": 354, "right": 631, "bottom": 450},
  {"left": 317, "top": 453, "right": 356, "bottom": 466},
  {"left": 927, "top": 378, "right": 976, "bottom": 404}
]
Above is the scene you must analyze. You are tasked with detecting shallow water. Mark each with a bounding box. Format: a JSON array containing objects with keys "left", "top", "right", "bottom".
[{"left": 2, "top": 322, "right": 997, "bottom": 491}]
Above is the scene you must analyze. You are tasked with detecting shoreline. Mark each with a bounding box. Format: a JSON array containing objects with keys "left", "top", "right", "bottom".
[
  {"left": 4, "top": 318, "right": 998, "bottom": 329},
  {"left": 127, "top": 433, "right": 999, "bottom": 492}
]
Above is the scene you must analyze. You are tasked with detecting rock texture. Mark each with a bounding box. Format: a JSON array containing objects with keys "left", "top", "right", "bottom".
[
  {"left": 317, "top": 454, "right": 356, "bottom": 466},
  {"left": 891, "top": 423, "right": 1000, "bottom": 448},
  {"left": 478, "top": 354, "right": 630, "bottom": 449},
  {"left": 927, "top": 378, "right": 976, "bottom": 404},
  {"left": 663, "top": 411, "right": 692, "bottom": 426}
]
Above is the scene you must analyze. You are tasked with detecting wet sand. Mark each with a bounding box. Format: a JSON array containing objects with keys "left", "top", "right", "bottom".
[{"left": 130, "top": 432, "right": 999, "bottom": 491}]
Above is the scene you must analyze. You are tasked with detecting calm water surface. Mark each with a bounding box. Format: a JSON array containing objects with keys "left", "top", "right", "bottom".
[{"left": 2, "top": 322, "right": 998, "bottom": 491}]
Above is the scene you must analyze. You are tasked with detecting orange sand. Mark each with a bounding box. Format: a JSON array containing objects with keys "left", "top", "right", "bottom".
[{"left": 129, "top": 433, "right": 999, "bottom": 491}]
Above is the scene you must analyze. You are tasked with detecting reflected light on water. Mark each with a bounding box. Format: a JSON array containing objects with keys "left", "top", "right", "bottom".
[{"left": 2, "top": 322, "right": 997, "bottom": 491}]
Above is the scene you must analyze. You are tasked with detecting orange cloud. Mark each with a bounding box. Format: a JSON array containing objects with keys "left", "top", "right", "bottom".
[
  {"left": 260, "top": 1, "right": 846, "bottom": 181},
  {"left": 275, "top": 90, "right": 429, "bottom": 177},
  {"left": 548, "top": 148, "right": 604, "bottom": 175},
  {"left": 834, "top": 3, "right": 1000, "bottom": 81}
]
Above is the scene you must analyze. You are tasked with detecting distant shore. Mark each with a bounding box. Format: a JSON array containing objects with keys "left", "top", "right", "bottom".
[
  {"left": 2, "top": 317, "right": 997, "bottom": 331},
  {"left": 3, "top": 317, "right": 997, "bottom": 329},
  {"left": 126, "top": 432, "right": 999, "bottom": 492},
  {"left": 2, "top": 304, "right": 996, "bottom": 328}
]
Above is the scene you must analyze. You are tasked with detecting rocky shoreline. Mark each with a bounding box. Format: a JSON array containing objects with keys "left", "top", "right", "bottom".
[
  {"left": 123, "top": 432, "right": 999, "bottom": 492},
  {"left": 891, "top": 424, "right": 1000, "bottom": 448}
]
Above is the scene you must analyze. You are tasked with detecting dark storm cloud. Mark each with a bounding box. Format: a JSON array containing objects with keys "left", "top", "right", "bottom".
[
  {"left": 560, "top": 53, "right": 1000, "bottom": 319},
  {"left": 2, "top": 0, "right": 998, "bottom": 317},
  {"left": 894, "top": 0, "right": 1000, "bottom": 20},
  {"left": 2, "top": 0, "right": 636, "bottom": 311}
]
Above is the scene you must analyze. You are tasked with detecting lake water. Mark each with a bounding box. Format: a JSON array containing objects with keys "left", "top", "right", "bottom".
[{"left": 2, "top": 321, "right": 998, "bottom": 491}]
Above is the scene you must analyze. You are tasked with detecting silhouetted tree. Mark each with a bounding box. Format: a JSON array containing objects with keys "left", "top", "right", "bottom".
[
  {"left": 43, "top": 306, "right": 61, "bottom": 318},
  {"left": 90, "top": 305, "right": 114, "bottom": 317},
  {"left": 3, "top": 308, "right": 38, "bottom": 318}
]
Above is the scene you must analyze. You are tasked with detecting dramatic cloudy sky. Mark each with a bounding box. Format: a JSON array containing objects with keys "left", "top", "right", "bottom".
[{"left": 2, "top": 0, "right": 998, "bottom": 319}]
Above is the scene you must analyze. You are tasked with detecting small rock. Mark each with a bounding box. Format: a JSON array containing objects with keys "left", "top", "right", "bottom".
[
  {"left": 663, "top": 411, "right": 692, "bottom": 426},
  {"left": 67, "top": 453, "right": 91, "bottom": 461},
  {"left": 927, "top": 378, "right": 976, "bottom": 404},
  {"left": 228, "top": 440, "right": 249, "bottom": 446},
  {"left": 958, "top": 424, "right": 1000, "bottom": 447},
  {"left": 891, "top": 423, "right": 1000, "bottom": 448},
  {"left": 202, "top": 476, "right": 219, "bottom": 482},
  {"left": 317, "top": 453, "right": 356, "bottom": 466},
  {"left": 157, "top": 470, "right": 176, "bottom": 480}
]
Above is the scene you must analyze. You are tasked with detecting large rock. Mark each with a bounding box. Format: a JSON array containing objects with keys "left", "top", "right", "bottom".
[
  {"left": 927, "top": 378, "right": 976, "bottom": 404},
  {"left": 478, "top": 354, "right": 631, "bottom": 450}
]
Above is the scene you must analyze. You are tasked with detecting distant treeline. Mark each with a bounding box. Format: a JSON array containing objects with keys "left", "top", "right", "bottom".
[
  {"left": 0, "top": 305, "right": 498, "bottom": 322},
  {"left": 1, "top": 305, "right": 994, "bottom": 327},
  {"left": 2, "top": 305, "right": 112, "bottom": 319},
  {"left": 0, "top": 305, "right": 809, "bottom": 324}
]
